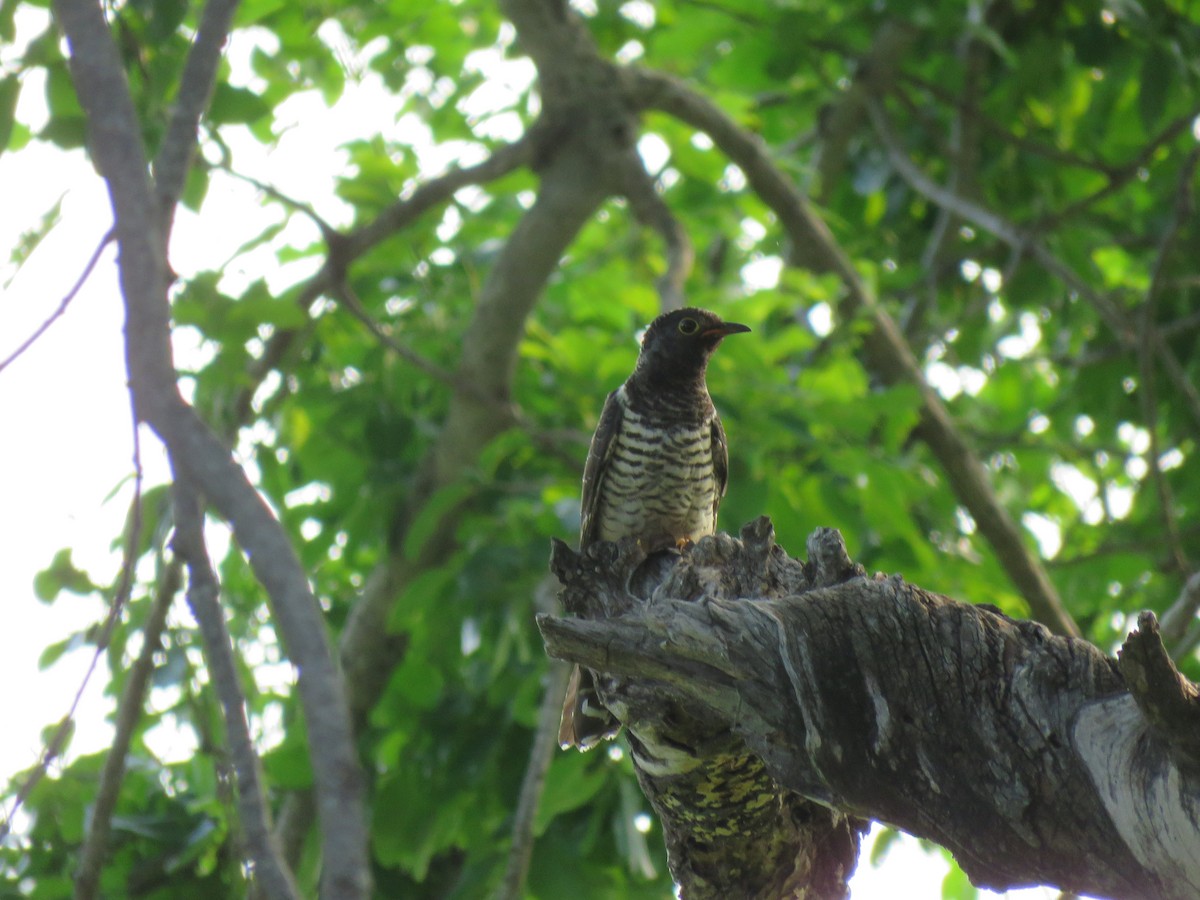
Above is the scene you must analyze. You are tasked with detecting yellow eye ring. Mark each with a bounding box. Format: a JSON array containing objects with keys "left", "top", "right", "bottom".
[{"left": 677, "top": 317, "right": 699, "bottom": 335}]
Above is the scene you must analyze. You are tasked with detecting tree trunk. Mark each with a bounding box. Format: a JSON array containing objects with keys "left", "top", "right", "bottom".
[{"left": 539, "top": 519, "right": 1200, "bottom": 899}]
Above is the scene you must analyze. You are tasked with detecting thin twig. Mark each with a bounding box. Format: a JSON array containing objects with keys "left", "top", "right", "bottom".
[
  {"left": 325, "top": 278, "right": 473, "bottom": 395},
  {"left": 867, "top": 97, "right": 1200, "bottom": 437},
  {"left": 211, "top": 160, "right": 338, "bottom": 236},
  {"left": 341, "top": 134, "right": 536, "bottom": 259},
  {"left": 0, "top": 465, "right": 152, "bottom": 844},
  {"left": 326, "top": 277, "right": 583, "bottom": 468},
  {"left": 220, "top": 135, "right": 540, "bottom": 432},
  {"left": 1135, "top": 146, "right": 1199, "bottom": 577},
  {"left": 72, "top": 403, "right": 150, "bottom": 900},
  {"left": 917, "top": 13, "right": 985, "bottom": 292},
  {"left": 0, "top": 229, "right": 114, "bottom": 375},
  {"left": 1034, "top": 110, "right": 1200, "bottom": 230},
  {"left": 1162, "top": 572, "right": 1200, "bottom": 654},
  {"left": 899, "top": 71, "right": 1199, "bottom": 183},
  {"left": 496, "top": 663, "right": 571, "bottom": 899},
  {"left": 621, "top": 156, "right": 694, "bottom": 311},
  {"left": 72, "top": 561, "right": 178, "bottom": 899},
  {"left": 496, "top": 580, "right": 571, "bottom": 900},
  {"left": 172, "top": 480, "right": 301, "bottom": 900}
]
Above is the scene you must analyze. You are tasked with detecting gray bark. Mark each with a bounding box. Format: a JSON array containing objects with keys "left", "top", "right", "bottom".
[{"left": 539, "top": 519, "right": 1200, "bottom": 899}]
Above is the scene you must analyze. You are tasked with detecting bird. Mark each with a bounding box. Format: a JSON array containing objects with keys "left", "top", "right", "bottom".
[{"left": 559, "top": 307, "right": 750, "bottom": 750}]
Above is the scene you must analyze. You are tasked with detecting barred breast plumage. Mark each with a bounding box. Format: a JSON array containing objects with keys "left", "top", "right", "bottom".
[
  {"left": 593, "top": 396, "right": 720, "bottom": 548},
  {"left": 560, "top": 308, "right": 749, "bottom": 751}
]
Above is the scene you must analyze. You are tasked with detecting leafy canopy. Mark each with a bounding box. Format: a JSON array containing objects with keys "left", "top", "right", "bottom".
[{"left": 2, "top": 0, "right": 1198, "bottom": 897}]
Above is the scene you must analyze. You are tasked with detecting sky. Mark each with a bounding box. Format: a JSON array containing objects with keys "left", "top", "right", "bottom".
[{"left": 0, "top": 9, "right": 1076, "bottom": 898}]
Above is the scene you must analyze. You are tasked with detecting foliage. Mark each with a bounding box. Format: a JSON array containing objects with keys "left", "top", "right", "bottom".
[{"left": 2, "top": 0, "right": 1198, "bottom": 897}]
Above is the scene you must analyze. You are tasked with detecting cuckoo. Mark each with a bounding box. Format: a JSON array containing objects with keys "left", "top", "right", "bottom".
[{"left": 559, "top": 307, "right": 750, "bottom": 750}]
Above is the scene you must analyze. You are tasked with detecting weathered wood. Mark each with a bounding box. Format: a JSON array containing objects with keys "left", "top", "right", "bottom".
[{"left": 540, "top": 519, "right": 1200, "bottom": 899}]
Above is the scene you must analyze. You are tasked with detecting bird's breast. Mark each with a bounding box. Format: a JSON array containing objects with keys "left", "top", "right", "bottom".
[{"left": 596, "top": 409, "right": 719, "bottom": 547}]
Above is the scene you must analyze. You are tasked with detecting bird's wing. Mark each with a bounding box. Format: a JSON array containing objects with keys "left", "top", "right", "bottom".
[
  {"left": 711, "top": 412, "right": 730, "bottom": 517},
  {"left": 580, "top": 389, "right": 625, "bottom": 548}
]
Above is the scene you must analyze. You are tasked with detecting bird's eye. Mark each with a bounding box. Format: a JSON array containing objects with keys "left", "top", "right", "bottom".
[{"left": 677, "top": 317, "right": 699, "bottom": 335}]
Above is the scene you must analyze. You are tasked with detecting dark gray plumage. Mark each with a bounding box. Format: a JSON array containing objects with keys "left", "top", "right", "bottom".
[{"left": 560, "top": 307, "right": 750, "bottom": 750}]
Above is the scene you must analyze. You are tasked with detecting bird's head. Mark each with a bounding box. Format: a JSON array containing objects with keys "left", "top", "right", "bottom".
[{"left": 634, "top": 308, "right": 751, "bottom": 384}]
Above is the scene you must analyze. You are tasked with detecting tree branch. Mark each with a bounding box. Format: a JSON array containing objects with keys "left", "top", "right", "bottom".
[
  {"left": 339, "top": 135, "right": 536, "bottom": 260},
  {"left": 73, "top": 559, "right": 179, "bottom": 899},
  {"left": 153, "top": 0, "right": 242, "bottom": 208},
  {"left": 867, "top": 97, "right": 1200, "bottom": 438},
  {"left": 497, "top": 577, "right": 571, "bottom": 900},
  {"left": 276, "top": 0, "right": 638, "bottom": 861},
  {"left": 620, "top": 158, "right": 694, "bottom": 310},
  {"left": 629, "top": 67, "right": 1080, "bottom": 638},
  {"left": 71, "top": 402, "right": 150, "bottom": 899},
  {"left": 1161, "top": 572, "right": 1200, "bottom": 655},
  {"left": 172, "top": 481, "right": 300, "bottom": 900},
  {"left": 221, "top": 133, "right": 537, "bottom": 433},
  {"left": 539, "top": 522, "right": 1200, "bottom": 899},
  {"left": 1135, "top": 145, "right": 1199, "bottom": 576},
  {"left": 324, "top": 277, "right": 472, "bottom": 395},
  {"left": 52, "top": 2, "right": 369, "bottom": 895},
  {"left": 0, "top": 228, "right": 113, "bottom": 375},
  {"left": 2, "top": 393, "right": 145, "bottom": 850}
]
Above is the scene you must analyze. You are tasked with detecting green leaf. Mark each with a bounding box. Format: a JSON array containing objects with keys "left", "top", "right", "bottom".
[
  {"left": 402, "top": 480, "right": 474, "bottom": 562},
  {"left": 38, "top": 633, "right": 86, "bottom": 669},
  {"left": 180, "top": 163, "right": 210, "bottom": 212},
  {"left": 941, "top": 857, "right": 978, "bottom": 900},
  {"left": 1091, "top": 245, "right": 1149, "bottom": 291},
  {"left": 534, "top": 751, "right": 610, "bottom": 831},
  {"left": 33, "top": 549, "right": 98, "bottom": 602},
  {"left": 0, "top": 0, "right": 17, "bottom": 42},
  {"left": 207, "top": 82, "right": 271, "bottom": 125},
  {"left": 0, "top": 75, "right": 19, "bottom": 156},
  {"left": 262, "top": 736, "right": 314, "bottom": 790},
  {"left": 869, "top": 826, "right": 902, "bottom": 865},
  {"left": 388, "top": 655, "right": 445, "bottom": 710},
  {"left": 1137, "top": 47, "right": 1171, "bottom": 132},
  {"left": 5, "top": 193, "right": 65, "bottom": 286}
]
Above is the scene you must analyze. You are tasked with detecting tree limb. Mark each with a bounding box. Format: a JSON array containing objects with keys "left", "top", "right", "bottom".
[
  {"left": 276, "top": 0, "right": 639, "bottom": 864},
  {"left": 1135, "top": 145, "right": 1199, "bottom": 576},
  {"left": 153, "top": 0, "right": 242, "bottom": 209},
  {"left": 73, "top": 560, "right": 179, "bottom": 899},
  {"left": 172, "top": 481, "right": 301, "bottom": 900},
  {"left": 497, "top": 594, "right": 571, "bottom": 900},
  {"left": 539, "top": 522, "right": 1200, "bottom": 899},
  {"left": 1161, "top": 572, "right": 1200, "bottom": 655},
  {"left": 867, "top": 97, "right": 1200, "bottom": 439},
  {"left": 70, "top": 406, "right": 150, "bottom": 899},
  {"left": 52, "top": 2, "right": 369, "bottom": 895},
  {"left": 620, "top": 157, "right": 694, "bottom": 311}
]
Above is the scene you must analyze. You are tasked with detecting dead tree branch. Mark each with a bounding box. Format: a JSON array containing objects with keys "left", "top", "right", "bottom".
[{"left": 540, "top": 521, "right": 1200, "bottom": 899}]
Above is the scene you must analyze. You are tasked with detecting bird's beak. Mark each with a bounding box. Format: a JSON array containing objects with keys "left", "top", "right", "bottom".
[{"left": 704, "top": 321, "right": 751, "bottom": 339}]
